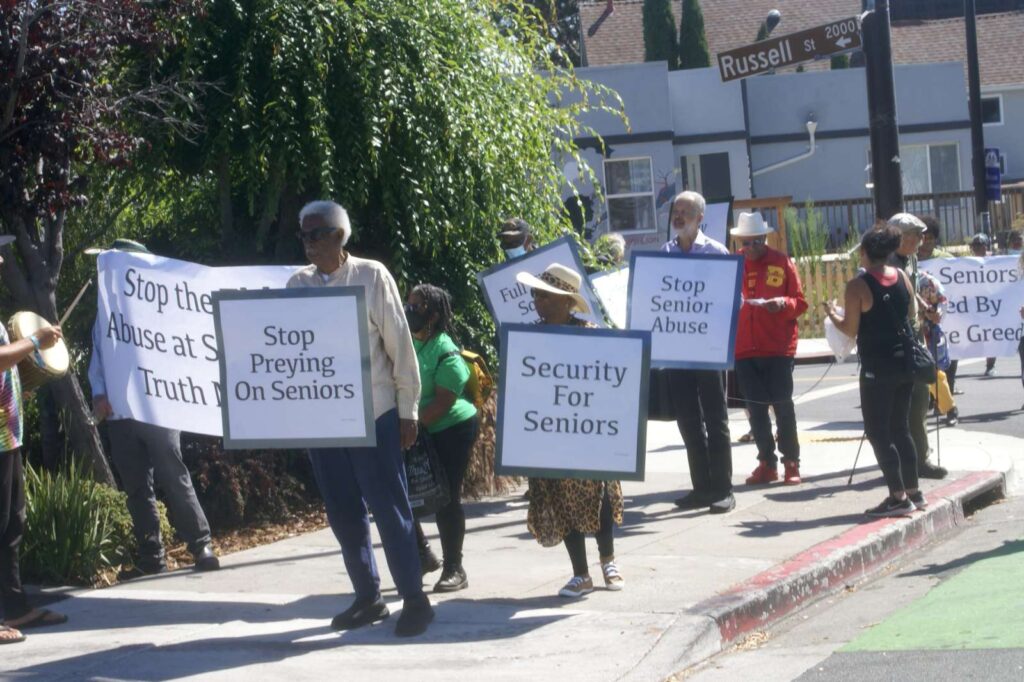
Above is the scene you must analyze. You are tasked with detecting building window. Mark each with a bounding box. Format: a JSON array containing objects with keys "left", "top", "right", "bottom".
[
  {"left": 681, "top": 152, "right": 732, "bottom": 200},
  {"left": 900, "top": 143, "right": 960, "bottom": 195},
  {"left": 604, "top": 157, "right": 656, "bottom": 232},
  {"left": 981, "top": 95, "right": 1003, "bottom": 126}
]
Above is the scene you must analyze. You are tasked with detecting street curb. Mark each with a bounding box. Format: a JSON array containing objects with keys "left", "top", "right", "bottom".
[{"left": 661, "top": 470, "right": 1006, "bottom": 677}]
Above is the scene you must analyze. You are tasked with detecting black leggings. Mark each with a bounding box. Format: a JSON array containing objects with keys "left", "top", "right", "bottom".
[
  {"left": 0, "top": 449, "right": 29, "bottom": 621},
  {"left": 415, "top": 416, "right": 479, "bottom": 569},
  {"left": 860, "top": 373, "right": 919, "bottom": 494},
  {"left": 564, "top": 487, "right": 615, "bottom": 577}
]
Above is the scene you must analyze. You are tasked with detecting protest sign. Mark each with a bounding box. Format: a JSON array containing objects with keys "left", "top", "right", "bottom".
[
  {"left": 700, "top": 197, "right": 733, "bottom": 246},
  {"left": 212, "top": 288, "right": 375, "bottom": 449},
  {"left": 920, "top": 255, "right": 1023, "bottom": 360},
  {"left": 477, "top": 236, "right": 607, "bottom": 327},
  {"left": 94, "top": 251, "right": 295, "bottom": 435},
  {"left": 627, "top": 251, "right": 743, "bottom": 369},
  {"left": 589, "top": 265, "right": 629, "bottom": 329},
  {"left": 496, "top": 324, "right": 650, "bottom": 481}
]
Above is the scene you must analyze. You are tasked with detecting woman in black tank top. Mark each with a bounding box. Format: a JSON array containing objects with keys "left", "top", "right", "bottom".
[{"left": 825, "top": 226, "right": 922, "bottom": 518}]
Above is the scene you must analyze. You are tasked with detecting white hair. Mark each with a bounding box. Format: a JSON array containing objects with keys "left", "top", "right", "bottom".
[
  {"left": 671, "top": 191, "right": 706, "bottom": 216},
  {"left": 299, "top": 200, "right": 352, "bottom": 246}
]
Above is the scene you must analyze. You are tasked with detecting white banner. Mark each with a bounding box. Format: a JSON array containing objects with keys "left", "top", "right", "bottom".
[
  {"left": 477, "top": 236, "right": 607, "bottom": 327},
  {"left": 589, "top": 266, "right": 629, "bottom": 329},
  {"left": 701, "top": 199, "right": 733, "bottom": 246},
  {"left": 213, "top": 288, "right": 375, "bottom": 449},
  {"left": 495, "top": 324, "right": 650, "bottom": 481},
  {"left": 920, "top": 255, "right": 1023, "bottom": 360},
  {"left": 94, "top": 252, "right": 295, "bottom": 435},
  {"left": 627, "top": 251, "right": 743, "bottom": 369}
]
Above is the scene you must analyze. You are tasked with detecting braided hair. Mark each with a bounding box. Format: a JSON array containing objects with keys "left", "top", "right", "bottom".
[{"left": 411, "top": 283, "right": 460, "bottom": 345}]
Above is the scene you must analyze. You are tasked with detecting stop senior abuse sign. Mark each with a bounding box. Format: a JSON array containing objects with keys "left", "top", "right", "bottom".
[
  {"left": 627, "top": 251, "right": 743, "bottom": 369},
  {"left": 496, "top": 324, "right": 651, "bottom": 481}
]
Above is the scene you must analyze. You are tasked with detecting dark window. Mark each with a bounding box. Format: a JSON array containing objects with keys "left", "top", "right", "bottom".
[
  {"left": 981, "top": 96, "right": 1002, "bottom": 125},
  {"left": 699, "top": 153, "right": 732, "bottom": 201}
]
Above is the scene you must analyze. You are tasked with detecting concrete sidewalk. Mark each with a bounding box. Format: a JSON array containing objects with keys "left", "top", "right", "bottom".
[{"left": 4, "top": 415, "right": 1020, "bottom": 682}]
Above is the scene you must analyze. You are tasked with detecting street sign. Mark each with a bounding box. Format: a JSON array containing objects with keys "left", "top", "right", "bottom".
[
  {"left": 984, "top": 147, "right": 1002, "bottom": 202},
  {"left": 717, "top": 16, "right": 862, "bottom": 82}
]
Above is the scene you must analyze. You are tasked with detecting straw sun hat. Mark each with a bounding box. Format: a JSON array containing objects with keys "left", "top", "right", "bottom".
[{"left": 515, "top": 263, "right": 591, "bottom": 314}]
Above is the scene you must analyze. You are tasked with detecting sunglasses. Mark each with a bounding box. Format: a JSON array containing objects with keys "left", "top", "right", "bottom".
[
  {"left": 296, "top": 227, "right": 340, "bottom": 243},
  {"left": 740, "top": 238, "right": 765, "bottom": 247}
]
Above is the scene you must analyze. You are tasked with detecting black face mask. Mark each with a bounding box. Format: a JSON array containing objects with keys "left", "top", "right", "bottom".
[{"left": 404, "top": 303, "right": 428, "bottom": 333}]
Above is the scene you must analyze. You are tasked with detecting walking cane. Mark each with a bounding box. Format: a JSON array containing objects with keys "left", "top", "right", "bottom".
[{"left": 847, "top": 431, "right": 868, "bottom": 486}]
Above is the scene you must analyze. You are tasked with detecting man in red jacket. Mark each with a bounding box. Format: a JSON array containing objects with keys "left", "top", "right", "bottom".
[{"left": 731, "top": 213, "right": 808, "bottom": 486}]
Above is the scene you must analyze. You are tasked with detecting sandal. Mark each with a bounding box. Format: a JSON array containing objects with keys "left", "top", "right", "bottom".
[
  {"left": 738, "top": 432, "right": 754, "bottom": 443},
  {"left": 0, "top": 625, "right": 26, "bottom": 645},
  {"left": 4, "top": 608, "right": 68, "bottom": 630}
]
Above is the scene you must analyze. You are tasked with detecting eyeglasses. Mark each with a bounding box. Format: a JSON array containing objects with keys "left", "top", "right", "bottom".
[{"left": 296, "top": 227, "right": 340, "bottom": 243}]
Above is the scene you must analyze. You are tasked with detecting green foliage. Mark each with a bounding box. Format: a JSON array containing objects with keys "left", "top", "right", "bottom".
[
  {"left": 643, "top": 0, "right": 678, "bottom": 69},
  {"left": 21, "top": 458, "right": 169, "bottom": 585},
  {"left": 786, "top": 202, "right": 829, "bottom": 270},
  {"left": 678, "top": 0, "right": 711, "bottom": 69},
  {"left": 124, "top": 0, "right": 623, "bottom": 359},
  {"left": 831, "top": 54, "right": 850, "bottom": 70}
]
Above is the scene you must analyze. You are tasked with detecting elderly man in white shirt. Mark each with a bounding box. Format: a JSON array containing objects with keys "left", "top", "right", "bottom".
[{"left": 287, "top": 200, "right": 431, "bottom": 637}]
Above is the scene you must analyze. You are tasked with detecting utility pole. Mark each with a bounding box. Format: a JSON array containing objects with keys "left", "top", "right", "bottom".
[
  {"left": 964, "top": 0, "right": 990, "bottom": 235},
  {"left": 862, "top": 0, "right": 903, "bottom": 220}
]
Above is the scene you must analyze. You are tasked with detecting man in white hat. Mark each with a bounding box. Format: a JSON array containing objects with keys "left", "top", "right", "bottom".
[
  {"left": 730, "top": 213, "right": 807, "bottom": 486},
  {"left": 887, "top": 213, "right": 947, "bottom": 480},
  {"left": 661, "top": 191, "right": 735, "bottom": 514}
]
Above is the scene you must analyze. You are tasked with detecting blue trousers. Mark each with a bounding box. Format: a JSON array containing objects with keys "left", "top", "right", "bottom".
[{"left": 308, "top": 409, "right": 423, "bottom": 602}]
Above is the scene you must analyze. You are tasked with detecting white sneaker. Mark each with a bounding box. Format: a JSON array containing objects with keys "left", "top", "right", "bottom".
[
  {"left": 558, "top": 575, "right": 594, "bottom": 598},
  {"left": 601, "top": 560, "right": 625, "bottom": 591}
]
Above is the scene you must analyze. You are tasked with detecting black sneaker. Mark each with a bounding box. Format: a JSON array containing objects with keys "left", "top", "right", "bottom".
[
  {"left": 433, "top": 566, "right": 468, "bottom": 593},
  {"left": 708, "top": 493, "right": 736, "bottom": 515},
  {"left": 908, "top": 490, "right": 928, "bottom": 509},
  {"left": 918, "top": 461, "right": 948, "bottom": 479},
  {"left": 117, "top": 562, "right": 167, "bottom": 581},
  {"left": 865, "top": 496, "right": 916, "bottom": 517},
  {"left": 945, "top": 408, "right": 959, "bottom": 427},
  {"left": 192, "top": 544, "right": 220, "bottom": 572},
  {"left": 395, "top": 594, "right": 434, "bottom": 637},
  {"left": 330, "top": 597, "right": 389, "bottom": 631},
  {"left": 674, "top": 491, "right": 711, "bottom": 509}
]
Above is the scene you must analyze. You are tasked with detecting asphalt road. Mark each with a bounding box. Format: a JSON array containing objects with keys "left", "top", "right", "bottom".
[
  {"left": 685, "top": 493, "right": 1024, "bottom": 682},
  {"left": 783, "top": 355, "right": 1024, "bottom": 440}
]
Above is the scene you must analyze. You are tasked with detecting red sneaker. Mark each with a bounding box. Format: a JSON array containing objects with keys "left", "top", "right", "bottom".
[
  {"left": 745, "top": 461, "right": 779, "bottom": 485},
  {"left": 783, "top": 460, "right": 802, "bottom": 485}
]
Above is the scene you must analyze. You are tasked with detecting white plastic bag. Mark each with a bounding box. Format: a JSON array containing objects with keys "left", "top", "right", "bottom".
[{"left": 824, "top": 308, "right": 857, "bottom": 362}]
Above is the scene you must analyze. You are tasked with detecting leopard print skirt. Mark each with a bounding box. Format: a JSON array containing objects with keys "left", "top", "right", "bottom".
[{"left": 527, "top": 478, "right": 624, "bottom": 548}]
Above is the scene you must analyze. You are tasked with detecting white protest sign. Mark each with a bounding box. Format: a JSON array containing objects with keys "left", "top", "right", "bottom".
[
  {"left": 627, "top": 251, "right": 743, "bottom": 369},
  {"left": 477, "top": 236, "right": 607, "bottom": 327},
  {"left": 94, "top": 251, "right": 295, "bottom": 435},
  {"left": 700, "top": 198, "right": 733, "bottom": 246},
  {"left": 589, "top": 266, "right": 629, "bottom": 329},
  {"left": 496, "top": 324, "right": 650, "bottom": 481},
  {"left": 212, "top": 288, "right": 375, "bottom": 449},
  {"left": 920, "top": 256, "right": 1023, "bottom": 360}
]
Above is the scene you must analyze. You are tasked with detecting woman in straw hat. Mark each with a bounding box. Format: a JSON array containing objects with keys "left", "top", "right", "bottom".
[{"left": 514, "top": 263, "right": 625, "bottom": 598}]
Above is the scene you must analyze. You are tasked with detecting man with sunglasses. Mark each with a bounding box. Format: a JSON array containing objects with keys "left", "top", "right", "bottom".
[
  {"left": 730, "top": 213, "right": 807, "bottom": 487},
  {"left": 287, "top": 200, "right": 432, "bottom": 638},
  {"left": 660, "top": 191, "right": 736, "bottom": 514}
]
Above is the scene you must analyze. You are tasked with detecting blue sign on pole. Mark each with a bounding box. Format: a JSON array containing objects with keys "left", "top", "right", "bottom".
[{"left": 984, "top": 147, "right": 1002, "bottom": 202}]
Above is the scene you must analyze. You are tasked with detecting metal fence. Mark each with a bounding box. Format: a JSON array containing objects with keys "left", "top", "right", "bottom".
[{"left": 788, "top": 186, "right": 1024, "bottom": 250}]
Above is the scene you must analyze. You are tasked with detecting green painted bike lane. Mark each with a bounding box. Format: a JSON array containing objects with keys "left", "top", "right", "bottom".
[{"left": 842, "top": 539, "right": 1024, "bottom": 652}]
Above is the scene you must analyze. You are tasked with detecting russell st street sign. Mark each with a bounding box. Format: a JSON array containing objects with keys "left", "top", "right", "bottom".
[{"left": 717, "top": 16, "right": 863, "bottom": 82}]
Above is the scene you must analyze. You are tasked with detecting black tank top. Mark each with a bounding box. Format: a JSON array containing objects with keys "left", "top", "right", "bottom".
[{"left": 858, "top": 270, "right": 910, "bottom": 370}]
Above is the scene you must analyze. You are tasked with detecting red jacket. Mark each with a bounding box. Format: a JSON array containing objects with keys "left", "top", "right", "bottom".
[{"left": 735, "top": 247, "right": 808, "bottom": 359}]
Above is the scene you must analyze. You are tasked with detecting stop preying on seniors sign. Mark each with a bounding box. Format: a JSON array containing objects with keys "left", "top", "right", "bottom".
[
  {"left": 627, "top": 251, "right": 743, "bottom": 369},
  {"left": 211, "top": 288, "right": 376, "bottom": 449},
  {"left": 495, "top": 324, "right": 651, "bottom": 481}
]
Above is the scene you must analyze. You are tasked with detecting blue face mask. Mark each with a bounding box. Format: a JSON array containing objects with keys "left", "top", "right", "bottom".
[{"left": 504, "top": 245, "right": 527, "bottom": 260}]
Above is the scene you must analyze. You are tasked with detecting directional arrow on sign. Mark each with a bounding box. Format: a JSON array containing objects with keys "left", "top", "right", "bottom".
[{"left": 836, "top": 36, "right": 852, "bottom": 48}]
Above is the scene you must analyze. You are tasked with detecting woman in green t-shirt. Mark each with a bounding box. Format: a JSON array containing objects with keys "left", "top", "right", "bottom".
[{"left": 405, "top": 284, "right": 479, "bottom": 593}]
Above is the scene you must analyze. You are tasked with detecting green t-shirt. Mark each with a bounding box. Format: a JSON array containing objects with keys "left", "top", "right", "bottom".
[{"left": 412, "top": 332, "right": 477, "bottom": 434}]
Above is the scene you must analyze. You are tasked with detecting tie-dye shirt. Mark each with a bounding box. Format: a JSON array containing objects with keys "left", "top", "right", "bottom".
[{"left": 0, "top": 324, "right": 23, "bottom": 452}]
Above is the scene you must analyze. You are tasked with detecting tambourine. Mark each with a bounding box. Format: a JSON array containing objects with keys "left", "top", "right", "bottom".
[{"left": 7, "top": 311, "right": 69, "bottom": 392}]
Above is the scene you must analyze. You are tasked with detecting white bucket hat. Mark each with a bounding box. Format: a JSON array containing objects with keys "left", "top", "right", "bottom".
[
  {"left": 729, "top": 212, "right": 775, "bottom": 238},
  {"left": 515, "top": 263, "right": 591, "bottom": 314}
]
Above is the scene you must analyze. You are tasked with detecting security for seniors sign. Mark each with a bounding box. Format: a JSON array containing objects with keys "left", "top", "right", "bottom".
[
  {"left": 920, "top": 255, "right": 1023, "bottom": 360},
  {"left": 627, "top": 251, "right": 743, "bottom": 369},
  {"left": 477, "top": 236, "right": 607, "bottom": 327},
  {"left": 212, "top": 288, "right": 375, "bottom": 449},
  {"left": 495, "top": 324, "right": 650, "bottom": 481}
]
